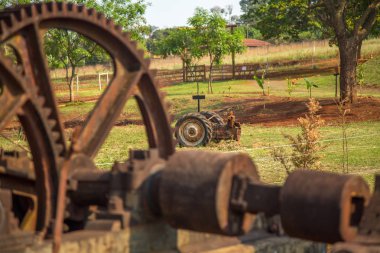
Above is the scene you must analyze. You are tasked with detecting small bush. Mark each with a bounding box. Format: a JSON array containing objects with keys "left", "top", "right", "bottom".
[{"left": 271, "top": 98, "right": 325, "bottom": 174}]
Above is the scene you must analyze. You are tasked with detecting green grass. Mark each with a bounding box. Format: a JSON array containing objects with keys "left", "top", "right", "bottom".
[
  {"left": 361, "top": 56, "right": 380, "bottom": 86},
  {"left": 2, "top": 54, "right": 379, "bottom": 188},
  {"left": 90, "top": 121, "right": 380, "bottom": 187},
  {"left": 4, "top": 121, "right": 376, "bottom": 186}
]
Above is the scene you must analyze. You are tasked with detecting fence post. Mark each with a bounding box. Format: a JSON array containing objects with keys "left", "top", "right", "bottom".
[
  {"left": 106, "top": 72, "right": 109, "bottom": 84},
  {"left": 76, "top": 74, "right": 79, "bottom": 92},
  {"left": 98, "top": 73, "right": 101, "bottom": 90}
]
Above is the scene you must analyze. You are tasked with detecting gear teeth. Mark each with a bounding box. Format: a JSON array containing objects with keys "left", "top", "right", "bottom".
[
  {"left": 66, "top": 2, "right": 74, "bottom": 12},
  {"left": 33, "top": 3, "right": 43, "bottom": 15},
  {"left": 96, "top": 12, "right": 106, "bottom": 24},
  {"left": 0, "top": 20, "right": 8, "bottom": 34},
  {"left": 121, "top": 32, "right": 130, "bottom": 40},
  {"left": 42, "top": 107, "right": 52, "bottom": 117},
  {"left": 55, "top": 2, "right": 64, "bottom": 12},
  {"left": 51, "top": 132, "right": 61, "bottom": 142},
  {"left": 87, "top": 8, "right": 95, "bottom": 16},
  {"left": 48, "top": 119, "right": 57, "bottom": 128},
  {"left": 114, "top": 24, "right": 122, "bottom": 33},
  {"left": 106, "top": 19, "right": 115, "bottom": 28},
  {"left": 9, "top": 13, "right": 18, "bottom": 24},
  {"left": 130, "top": 40, "right": 137, "bottom": 49},
  {"left": 55, "top": 144, "right": 64, "bottom": 154},
  {"left": 19, "top": 8, "right": 28, "bottom": 20},
  {"left": 36, "top": 96, "right": 46, "bottom": 107},
  {"left": 77, "top": 5, "right": 85, "bottom": 13}
]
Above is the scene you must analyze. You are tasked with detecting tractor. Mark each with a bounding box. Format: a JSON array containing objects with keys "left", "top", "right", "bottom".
[{"left": 175, "top": 111, "right": 241, "bottom": 147}]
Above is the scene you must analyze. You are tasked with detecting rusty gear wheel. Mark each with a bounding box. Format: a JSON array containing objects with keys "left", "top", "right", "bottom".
[{"left": 0, "top": 1, "right": 174, "bottom": 240}]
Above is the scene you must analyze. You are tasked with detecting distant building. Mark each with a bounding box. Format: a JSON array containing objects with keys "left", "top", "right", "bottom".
[{"left": 244, "top": 39, "right": 271, "bottom": 48}]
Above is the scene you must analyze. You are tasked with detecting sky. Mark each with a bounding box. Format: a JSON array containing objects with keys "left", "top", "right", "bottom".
[{"left": 145, "top": 0, "right": 242, "bottom": 28}]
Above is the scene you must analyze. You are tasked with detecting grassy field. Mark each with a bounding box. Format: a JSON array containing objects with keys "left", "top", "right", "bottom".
[
  {"left": 2, "top": 52, "right": 380, "bottom": 188},
  {"left": 91, "top": 121, "right": 380, "bottom": 187},
  {"left": 53, "top": 54, "right": 380, "bottom": 104}
]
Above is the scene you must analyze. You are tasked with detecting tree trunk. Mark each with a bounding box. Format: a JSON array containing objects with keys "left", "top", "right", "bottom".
[
  {"left": 208, "top": 55, "right": 213, "bottom": 94},
  {"left": 338, "top": 38, "right": 360, "bottom": 103},
  {"left": 64, "top": 65, "right": 73, "bottom": 102},
  {"left": 232, "top": 50, "right": 235, "bottom": 80},
  {"left": 182, "top": 60, "right": 186, "bottom": 82},
  {"left": 68, "top": 66, "right": 76, "bottom": 102}
]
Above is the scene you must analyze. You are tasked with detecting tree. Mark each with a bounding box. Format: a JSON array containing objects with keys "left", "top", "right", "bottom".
[
  {"left": 1, "top": 0, "right": 149, "bottom": 102},
  {"left": 240, "top": 0, "right": 380, "bottom": 102},
  {"left": 156, "top": 28, "right": 201, "bottom": 82},
  {"left": 240, "top": 0, "right": 324, "bottom": 42},
  {"left": 189, "top": 8, "right": 244, "bottom": 93},
  {"left": 50, "top": 0, "right": 148, "bottom": 102},
  {"left": 45, "top": 29, "right": 106, "bottom": 102},
  {"left": 228, "top": 26, "right": 246, "bottom": 79},
  {"left": 146, "top": 28, "right": 172, "bottom": 56},
  {"left": 272, "top": 98, "right": 325, "bottom": 174},
  {"left": 310, "top": 1, "right": 380, "bottom": 102}
]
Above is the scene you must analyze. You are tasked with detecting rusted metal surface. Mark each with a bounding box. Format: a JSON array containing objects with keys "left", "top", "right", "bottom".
[
  {"left": 175, "top": 111, "right": 241, "bottom": 147},
  {"left": 331, "top": 175, "right": 380, "bottom": 252},
  {"left": 158, "top": 151, "right": 259, "bottom": 235},
  {"left": 280, "top": 170, "right": 370, "bottom": 243},
  {"left": 0, "top": 3, "right": 378, "bottom": 253}
]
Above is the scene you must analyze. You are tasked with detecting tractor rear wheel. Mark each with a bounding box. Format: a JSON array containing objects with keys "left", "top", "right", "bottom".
[
  {"left": 200, "top": 111, "right": 225, "bottom": 125},
  {"left": 175, "top": 113, "right": 213, "bottom": 147}
]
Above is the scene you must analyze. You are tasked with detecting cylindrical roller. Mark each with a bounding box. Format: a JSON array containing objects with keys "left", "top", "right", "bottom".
[
  {"left": 159, "top": 151, "right": 259, "bottom": 235},
  {"left": 280, "top": 170, "right": 370, "bottom": 243},
  {"left": 68, "top": 169, "right": 111, "bottom": 207}
]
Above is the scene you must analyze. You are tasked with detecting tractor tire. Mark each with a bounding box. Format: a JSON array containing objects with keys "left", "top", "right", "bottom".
[
  {"left": 200, "top": 111, "right": 225, "bottom": 125},
  {"left": 175, "top": 113, "right": 213, "bottom": 147}
]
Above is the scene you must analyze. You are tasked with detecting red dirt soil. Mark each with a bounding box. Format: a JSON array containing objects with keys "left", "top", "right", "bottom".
[{"left": 217, "top": 96, "right": 380, "bottom": 126}]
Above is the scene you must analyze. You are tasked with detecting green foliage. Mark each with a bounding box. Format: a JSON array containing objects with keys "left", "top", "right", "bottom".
[
  {"left": 240, "top": 0, "right": 325, "bottom": 42},
  {"left": 304, "top": 78, "right": 318, "bottom": 98},
  {"left": 357, "top": 64, "right": 365, "bottom": 93},
  {"left": 253, "top": 74, "right": 265, "bottom": 95},
  {"left": 188, "top": 8, "right": 230, "bottom": 66},
  {"left": 146, "top": 28, "right": 172, "bottom": 55},
  {"left": 155, "top": 28, "right": 201, "bottom": 68},
  {"left": 188, "top": 8, "right": 245, "bottom": 93},
  {"left": 240, "top": 0, "right": 379, "bottom": 43}
]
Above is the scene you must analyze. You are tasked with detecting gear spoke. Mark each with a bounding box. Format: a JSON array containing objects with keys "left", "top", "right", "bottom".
[
  {"left": 9, "top": 26, "right": 66, "bottom": 154},
  {"left": 0, "top": 86, "right": 27, "bottom": 131},
  {"left": 135, "top": 94, "right": 157, "bottom": 149},
  {"left": 73, "top": 66, "right": 144, "bottom": 157}
]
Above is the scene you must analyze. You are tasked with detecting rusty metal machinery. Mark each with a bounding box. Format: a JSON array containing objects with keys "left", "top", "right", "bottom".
[
  {"left": 175, "top": 111, "right": 241, "bottom": 147},
  {"left": 0, "top": 3, "right": 379, "bottom": 253}
]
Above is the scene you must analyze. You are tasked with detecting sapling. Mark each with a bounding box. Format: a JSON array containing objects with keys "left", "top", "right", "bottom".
[
  {"left": 304, "top": 78, "right": 318, "bottom": 98},
  {"left": 271, "top": 98, "right": 325, "bottom": 174},
  {"left": 253, "top": 74, "right": 266, "bottom": 96}
]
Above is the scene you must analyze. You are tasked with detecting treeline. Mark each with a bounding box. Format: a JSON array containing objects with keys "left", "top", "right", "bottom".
[
  {"left": 146, "top": 7, "right": 247, "bottom": 93},
  {"left": 145, "top": 1, "right": 380, "bottom": 102}
]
